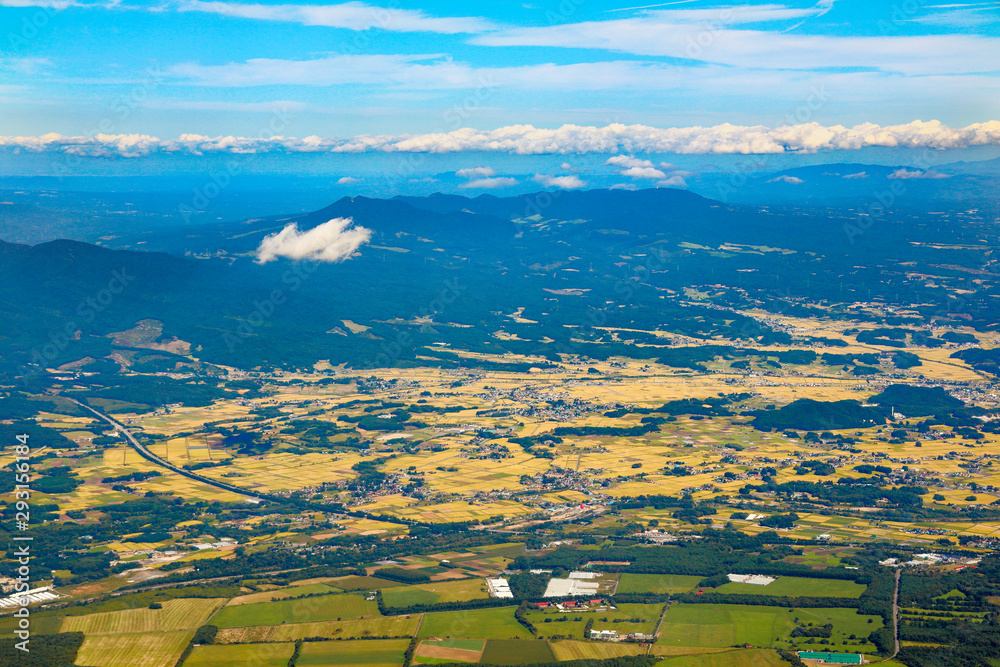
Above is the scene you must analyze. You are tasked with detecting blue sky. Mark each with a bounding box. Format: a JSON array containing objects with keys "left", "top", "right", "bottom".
[{"left": 0, "top": 0, "right": 997, "bottom": 180}]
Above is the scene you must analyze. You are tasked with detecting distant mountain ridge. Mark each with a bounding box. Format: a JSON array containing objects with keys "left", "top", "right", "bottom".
[
  {"left": 1, "top": 184, "right": 996, "bottom": 382},
  {"left": 115, "top": 194, "right": 519, "bottom": 256}
]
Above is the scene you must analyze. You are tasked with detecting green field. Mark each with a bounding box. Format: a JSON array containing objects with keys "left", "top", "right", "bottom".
[
  {"left": 782, "top": 548, "right": 848, "bottom": 569},
  {"left": 183, "top": 642, "right": 296, "bottom": 667},
  {"left": 332, "top": 576, "right": 403, "bottom": 591},
  {"left": 60, "top": 598, "right": 227, "bottom": 635},
  {"left": 215, "top": 615, "right": 419, "bottom": 643},
  {"left": 616, "top": 573, "right": 703, "bottom": 595},
  {"left": 413, "top": 657, "right": 474, "bottom": 665},
  {"left": 424, "top": 639, "right": 486, "bottom": 651},
  {"left": 528, "top": 602, "right": 663, "bottom": 639},
  {"left": 75, "top": 630, "right": 194, "bottom": 667},
  {"left": 382, "top": 585, "right": 440, "bottom": 607},
  {"left": 418, "top": 607, "right": 532, "bottom": 639},
  {"left": 933, "top": 589, "right": 966, "bottom": 600},
  {"left": 212, "top": 593, "right": 377, "bottom": 627},
  {"left": 382, "top": 578, "right": 488, "bottom": 607},
  {"left": 228, "top": 582, "right": 342, "bottom": 605},
  {"left": 657, "top": 604, "right": 881, "bottom": 651},
  {"left": 481, "top": 639, "right": 556, "bottom": 665},
  {"left": 656, "top": 648, "right": 788, "bottom": 667},
  {"left": 715, "top": 576, "right": 866, "bottom": 598},
  {"left": 297, "top": 639, "right": 410, "bottom": 667},
  {"left": 0, "top": 614, "right": 61, "bottom": 636}
]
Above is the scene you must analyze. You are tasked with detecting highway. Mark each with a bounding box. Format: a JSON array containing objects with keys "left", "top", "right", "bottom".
[{"left": 69, "top": 399, "right": 278, "bottom": 502}]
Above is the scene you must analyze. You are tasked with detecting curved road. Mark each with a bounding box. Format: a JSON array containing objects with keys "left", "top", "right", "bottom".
[
  {"left": 69, "top": 399, "right": 401, "bottom": 526},
  {"left": 70, "top": 399, "right": 279, "bottom": 502}
]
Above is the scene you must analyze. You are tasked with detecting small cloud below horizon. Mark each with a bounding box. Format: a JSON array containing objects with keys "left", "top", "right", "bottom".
[
  {"left": 456, "top": 166, "right": 517, "bottom": 189},
  {"left": 657, "top": 175, "right": 687, "bottom": 187},
  {"left": 843, "top": 171, "right": 868, "bottom": 179},
  {"left": 459, "top": 176, "right": 518, "bottom": 189},
  {"left": 888, "top": 168, "right": 950, "bottom": 180},
  {"left": 256, "top": 217, "right": 372, "bottom": 264},
  {"left": 606, "top": 155, "right": 687, "bottom": 186},
  {"left": 533, "top": 173, "right": 587, "bottom": 189},
  {"left": 337, "top": 176, "right": 361, "bottom": 185},
  {"left": 456, "top": 166, "right": 496, "bottom": 178},
  {"left": 767, "top": 175, "right": 805, "bottom": 184}
]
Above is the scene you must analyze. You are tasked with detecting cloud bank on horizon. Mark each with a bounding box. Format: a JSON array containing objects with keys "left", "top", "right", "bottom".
[
  {"left": 2, "top": 120, "right": 998, "bottom": 158},
  {"left": 0, "top": 0, "right": 997, "bottom": 163}
]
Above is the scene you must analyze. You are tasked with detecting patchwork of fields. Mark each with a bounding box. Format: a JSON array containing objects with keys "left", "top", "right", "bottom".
[
  {"left": 16, "top": 560, "right": 895, "bottom": 667},
  {"left": 60, "top": 597, "right": 227, "bottom": 635},
  {"left": 212, "top": 593, "right": 378, "bottom": 627}
]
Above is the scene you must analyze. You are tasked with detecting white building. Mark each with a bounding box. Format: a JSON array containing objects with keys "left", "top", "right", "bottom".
[
  {"left": 727, "top": 573, "right": 775, "bottom": 586},
  {"left": 544, "top": 577, "right": 600, "bottom": 597},
  {"left": 0, "top": 587, "right": 60, "bottom": 608},
  {"left": 486, "top": 578, "right": 513, "bottom": 599}
]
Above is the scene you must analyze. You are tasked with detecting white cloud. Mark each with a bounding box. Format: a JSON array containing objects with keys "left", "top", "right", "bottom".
[
  {"left": 456, "top": 166, "right": 516, "bottom": 187},
  {"left": 168, "top": 54, "right": 454, "bottom": 88},
  {"left": 609, "top": 183, "right": 638, "bottom": 190},
  {"left": 621, "top": 165, "right": 667, "bottom": 179},
  {"left": 0, "top": 1, "right": 81, "bottom": 7},
  {"left": 533, "top": 174, "right": 586, "bottom": 189},
  {"left": 888, "top": 168, "right": 951, "bottom": 179},
  {"left": 459, "top": 176, "right": 518, "bottom": 189},
  {"left": 165, "top": 54, "right": 706, "bottom": 91},
  {"left": 3, "top": 120, "right": 998, "bottom": 157},
  {"left": 470, "top": 8, "right": 998, "bottom": 76},
  {"left": 155, "top": 54, "right": 999, "bottom": 119},
  {"left": 0, "top": 57, "right": 52, "bottom": 75},
  {"left": 767, "top": 175, "right": 804, "bottom": 184},
  {"left": 656, "top": 175, "right": 687, "bottom": 187},
  {"left": 456, "top": 166, "right": 495, "bottom": 178},
  {"left": 843, "top": 171, "right": 868, "bottom": 179},
  {"left": 605, "top": 154, "right": 656, "bottom": 169},
  {"left": 606, "top": 154, "right": 688, "bottom": 181},
  {"left": 560, "top": 162, "right": 575, "bottom": 171},
  {"left": 175, "top": 1, "right": 494, "bottom": 34},
  {"left": 909, "top": 4, "right": 1000, "bottom": 27},
  {"left": 337, "top": 176, "right": 360, "bottom": 184},
  {"left": 256, "top": 217, "right": 371, "bottom": 263}
]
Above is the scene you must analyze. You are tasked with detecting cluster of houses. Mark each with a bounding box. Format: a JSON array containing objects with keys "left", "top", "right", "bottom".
[
  {"left": 518, "top": 467, "right": 603, "bottom": 495},
  {"left": 538, "top": 598, "right": 610, "bottom": 611},
  {"left": 474, "top": 385, "right": 619, "bottom": 423},
  {"left": 632, "top": 530, "right": 678, "bottom": 544},
  {"left": 588, "top": 629, "right": 657, "bottom": 643},
  {"left": 880, "top": 553, "right": 981, "bottom": 569}
]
